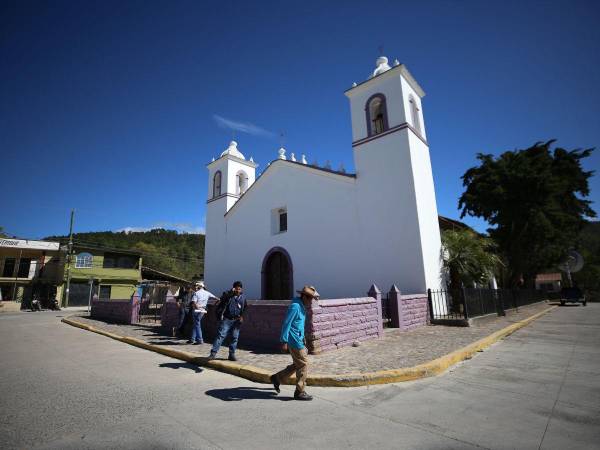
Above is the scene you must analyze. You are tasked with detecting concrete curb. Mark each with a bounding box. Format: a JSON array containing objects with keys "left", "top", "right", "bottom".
[{"left": 62, "top": 305, "right": 556, "bottom": 387}]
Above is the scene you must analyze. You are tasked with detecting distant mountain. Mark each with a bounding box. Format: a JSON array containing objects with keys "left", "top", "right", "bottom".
[{"left": 45, "top": 229, "right": 204, "bottom": 282}]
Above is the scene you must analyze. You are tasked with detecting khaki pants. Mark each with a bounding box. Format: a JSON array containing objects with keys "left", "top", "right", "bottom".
[{"left": 275, "top": 347, "right": 309, "bottom": 393}]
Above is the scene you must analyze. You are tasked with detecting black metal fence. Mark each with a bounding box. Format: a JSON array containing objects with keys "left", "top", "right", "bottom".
[
  {"left": 428, "top": 288, "right": 548, "bottom": 321},
  {"left": 381, "top": 293, "right": 392, "bottom": 328}
]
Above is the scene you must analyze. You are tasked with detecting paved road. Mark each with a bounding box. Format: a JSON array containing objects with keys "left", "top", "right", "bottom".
[{"left": 1, "top": 305, "right": 598, "bottom": 449}]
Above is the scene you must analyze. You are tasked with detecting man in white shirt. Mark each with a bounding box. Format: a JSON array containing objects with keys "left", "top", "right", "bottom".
[{"left": 188, "top": 281, "right": 214, "bottom": 345}]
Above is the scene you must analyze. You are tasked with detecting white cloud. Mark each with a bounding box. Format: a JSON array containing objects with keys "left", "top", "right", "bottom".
[
  {"left": 116, "top": 222, "right": 205, "bottom": 235},
  {"left": 117, "top": 226, "right": 151, "bottom": 233},
  {"left": 213, "top": 114, "right": 275, "bottom": 138}
]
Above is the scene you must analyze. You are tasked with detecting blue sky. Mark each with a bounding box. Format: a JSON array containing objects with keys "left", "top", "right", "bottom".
[{"left": 1, "top": 0, "right": 599, "bottom": 238}]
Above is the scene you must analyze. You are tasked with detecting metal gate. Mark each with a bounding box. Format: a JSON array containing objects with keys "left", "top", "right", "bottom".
[
  {"left": 138, "top": 283, "right": 170, "bottom": 323},
  {"left": 381, "top": 292, "right": 392, "bottom": 328}
]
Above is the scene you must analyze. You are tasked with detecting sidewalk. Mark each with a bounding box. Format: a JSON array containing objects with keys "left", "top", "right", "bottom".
[{"left": 65, "top": 302, "right": 555, "bottom": 386}]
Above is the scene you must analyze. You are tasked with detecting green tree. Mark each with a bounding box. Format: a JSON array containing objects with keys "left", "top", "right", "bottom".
[
  {"left": 573, "top": 221, "right": 600, "bottom": 301},
  {"left": 459, "top": 141, "right": 595, "bottom": 287},
  {"left": 441, "top": 229, "right": 502, "bottom": 308}
]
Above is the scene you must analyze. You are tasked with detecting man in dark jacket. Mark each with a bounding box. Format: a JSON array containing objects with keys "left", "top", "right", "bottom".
[{"left": 208, "top": 281, "right": 247, "bottom": 361}]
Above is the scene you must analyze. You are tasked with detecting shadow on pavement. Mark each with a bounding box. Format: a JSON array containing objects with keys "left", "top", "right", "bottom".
[
  {"left": 159, "top": 362, "right": 203, "bottom": 373},
  {"left": 205, "top": 387, "right": 293, "bottom": 402},
  {"left": 148, "top": 340, "right": 187, "bottom": 345}
]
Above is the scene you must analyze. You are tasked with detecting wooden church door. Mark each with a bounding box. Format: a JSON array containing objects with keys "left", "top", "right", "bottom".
[{"left": 263, "top": 249, "right": 292, "bottom": 300}]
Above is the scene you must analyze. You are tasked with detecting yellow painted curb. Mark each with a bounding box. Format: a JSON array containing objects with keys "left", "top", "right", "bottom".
[{"left": 62, "top": 305, "right": 556, "bottom": 387}]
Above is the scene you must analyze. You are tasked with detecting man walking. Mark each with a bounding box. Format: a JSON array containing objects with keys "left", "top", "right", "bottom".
[
  {"left": 270, "top": 285, "right": 319, "bottom": 401},
  {"left": 208, "top": 281, "right": 247, "bottom": 361},
  {"left": 188, "top": 281, "right": 212, "bottom": 345}
]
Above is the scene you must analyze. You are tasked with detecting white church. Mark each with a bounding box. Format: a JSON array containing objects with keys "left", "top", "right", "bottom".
[{"left": 204, "top": 56, "right": 442, "bottom": 299}]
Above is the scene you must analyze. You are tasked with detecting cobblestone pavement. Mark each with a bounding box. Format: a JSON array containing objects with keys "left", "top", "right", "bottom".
[{"left": 70, "top": 302, "right": 553, "bottom": 375}]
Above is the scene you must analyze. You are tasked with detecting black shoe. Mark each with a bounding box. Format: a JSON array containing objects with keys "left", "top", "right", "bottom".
[
  {"left": 228, "top": 353, "right": 237, "bottom": 362},
  {"left": 208, "top": 352, "right": 217, "bottom": 360},
  {"left": 192, "top": 342, "right": 200, "bottom": 345},
  {"left": 186, "top": 340, "right": 193, "bottom": 344},
  {"left": 294, "top": 391, "right": 313, "bottom": 401},
  {"left": 270, "top": 375, "right": 280, "bottom": 394}
]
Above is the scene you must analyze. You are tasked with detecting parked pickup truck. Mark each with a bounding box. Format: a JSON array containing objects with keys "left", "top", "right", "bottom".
[{"left": 560, "top": 287, "right": 587, "bottom": 306}]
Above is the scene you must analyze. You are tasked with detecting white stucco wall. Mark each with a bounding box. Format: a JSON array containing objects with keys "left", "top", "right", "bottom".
[
  {"left": 205, "top": 60, "right": 443, "bottom": 299},
  {"left": 207, "top": 161, "right": 364, "bottom": 299}
]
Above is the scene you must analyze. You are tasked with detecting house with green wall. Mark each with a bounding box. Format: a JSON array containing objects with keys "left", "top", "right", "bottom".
[{"left": 54, "top": 244, "right": 142, "bottom": 307}]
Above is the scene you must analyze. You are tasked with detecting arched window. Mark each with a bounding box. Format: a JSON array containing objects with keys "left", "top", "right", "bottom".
[
  {"left": 212, "top": 171, "right": 222, "bottom": 198},
  {"left": 365, "top": 93, "right": 389, "bottom": 136},
  {"left": 409, "top": 96, "right": 422, "bottom": 135},
  {"left": 75, "top": 252, "right": 93, "bottom": 269},
  {"left": 236, "top": 170, "right": 248, "bottom": 195}
]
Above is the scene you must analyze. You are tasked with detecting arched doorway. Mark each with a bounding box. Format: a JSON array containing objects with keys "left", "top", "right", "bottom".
[{"left": 261, "top": 247, "right": 293, "bottom": 300}]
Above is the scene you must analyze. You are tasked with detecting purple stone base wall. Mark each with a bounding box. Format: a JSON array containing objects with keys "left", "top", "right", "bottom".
[
  {"left": 162, "top": 299, "right": 291, "bottom": 351},
  {"left": 91, "top": 295, "right": 140, "bottom": 324},
  {"left": 398, "top": 294, "right": 429, "bottom": 331},
  {"left": 161, "top": 296, "right": 384, "bottom": 354},
  {"left": 308, "top": 297, "right": 383, "bottom": 354}
]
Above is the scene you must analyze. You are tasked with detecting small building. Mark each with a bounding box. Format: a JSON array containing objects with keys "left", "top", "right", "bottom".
[
  {"left": 0, "top": 238, "right": 61, "bottom": 304},
  {"left": 535, "top": 273, "right": 562, "bottom": 293},
  {"left": 55, "top": 244, "right": 143, "bottom": 307}
]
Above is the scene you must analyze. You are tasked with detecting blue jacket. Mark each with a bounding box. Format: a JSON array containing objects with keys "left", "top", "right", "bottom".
[{"left": 280, "top": 297, "right": 306, "bottom": 350}]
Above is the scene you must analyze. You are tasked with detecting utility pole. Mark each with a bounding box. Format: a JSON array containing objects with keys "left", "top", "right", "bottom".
[{"left": 63, "top": 209, "right": 75, "bottom": 308}]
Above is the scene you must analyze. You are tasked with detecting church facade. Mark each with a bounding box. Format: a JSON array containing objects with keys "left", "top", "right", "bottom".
[{"left": 204, "top": 57, "right": 443, "bottom": 299}]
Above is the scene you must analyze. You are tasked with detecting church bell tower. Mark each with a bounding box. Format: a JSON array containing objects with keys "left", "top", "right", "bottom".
[
  {"left": 204, "top": 141, "right": 257, "bottom": 291},
  {"left": 345, "top": 57, "right": 442, "bottom": 292}
]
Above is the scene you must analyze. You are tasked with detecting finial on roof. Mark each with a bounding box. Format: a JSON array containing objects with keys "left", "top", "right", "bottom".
[
  {"left": 371, "top": 56, "right": 391, "bottom": 78},
  {"left": 339, "top": 163, "right": 346, "bottom": 173},
  {"left": 249, "top": 156, "right": 254, "bottom": 162},
  {"left": 301, "top": 154, "right": 308, "bottom": 165},
  {"left": 220, "top": 140, "right": 245, "bottom": 160},
  {"left": 211, "top": 157, "right": 215, "bottom": 162},
  {"left": 278, "top": 147, "right": 287, "bottom": 160},
  {"left": 325, "top": 160, "right": 332, "bottom": 170},
  {"left": 352, "top": 82, "right": 357, "bottom": 87},
  {"left": 393, "top": 59, "right": 400, "bottom": 67},
  {"left": 290, "top": 152, "right": 297, "bottom": 162}
]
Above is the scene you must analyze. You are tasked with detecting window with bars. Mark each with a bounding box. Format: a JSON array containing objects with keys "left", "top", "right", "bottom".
[
  {"left": 99, "top": 285, "right": 111, "bottom": 300},
  {"left": 75, "top": 252, "right": 93, "bottom": 268}
]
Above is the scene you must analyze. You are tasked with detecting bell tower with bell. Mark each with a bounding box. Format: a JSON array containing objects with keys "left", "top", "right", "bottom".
[{"left": 345, "top": 56, "right": 442, "bottom": 292}]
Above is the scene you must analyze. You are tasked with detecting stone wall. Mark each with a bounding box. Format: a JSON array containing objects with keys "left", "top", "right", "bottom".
[
  {"left": 386, "top": 286, "right": 429, "bottom": 331},
  {"left": 397, "top": 294, "right": 429, "bottom": 331},
  {"left": 91, "top": 295, "right": 140, "bottom": 324},
  {"left": 308, "top": 297, "right": 383, "bottom": 353},
  {"left": 161, "top": 296, "right": 384, "bottom": 354},
  {"left": 161, "top": 299, "right": 291, "bottom": 351}
]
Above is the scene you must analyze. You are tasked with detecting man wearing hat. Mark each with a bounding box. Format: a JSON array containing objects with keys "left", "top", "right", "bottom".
[
  {"left": 270, "top": 285, "right": 319, "bottom": 401},
  {"left": 188, "top": 281, "right": 213, "bottom": 345}
]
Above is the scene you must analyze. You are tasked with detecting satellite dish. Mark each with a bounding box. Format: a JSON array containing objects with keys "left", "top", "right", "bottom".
[{"left": 558, "top": 250, "right": 584, "bottom": 274}]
